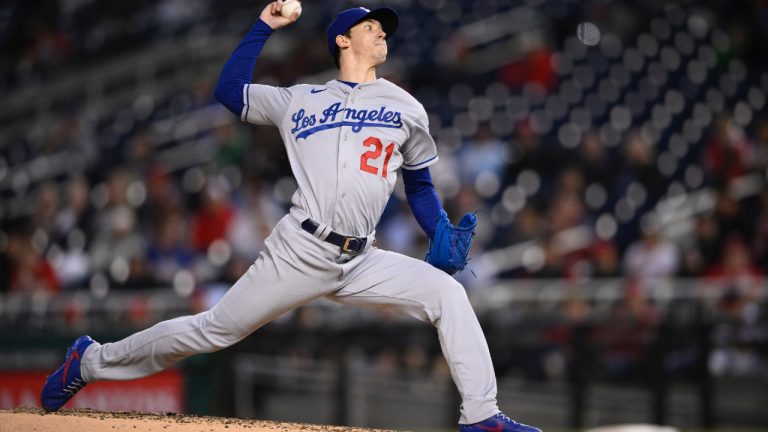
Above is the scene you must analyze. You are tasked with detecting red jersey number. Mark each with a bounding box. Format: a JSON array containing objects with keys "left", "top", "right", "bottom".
[{"left": 360, "top": 137, "right": 395, "bottom": 177}]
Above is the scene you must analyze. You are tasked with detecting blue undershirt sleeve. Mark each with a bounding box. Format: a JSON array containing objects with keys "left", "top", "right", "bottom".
[
  {"left": 402, "top": 167, "right": 443, "bottom": 239},
  {"left": 214, "top": 19, "right": 274, "bottom": 116}
]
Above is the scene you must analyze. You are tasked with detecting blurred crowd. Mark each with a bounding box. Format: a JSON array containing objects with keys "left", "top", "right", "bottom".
[
  {"left": 1, "top": 0, "right": 767, "bottom": 294},
  {"left": 1, "top": 0, "right": 213, "bottom": 90}
]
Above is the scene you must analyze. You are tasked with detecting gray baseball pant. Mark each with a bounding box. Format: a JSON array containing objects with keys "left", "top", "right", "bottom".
[{"left": 80, "top": 210, "right": 500, "bottom": 424}]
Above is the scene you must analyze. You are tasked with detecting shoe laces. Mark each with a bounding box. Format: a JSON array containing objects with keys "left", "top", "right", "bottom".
[
  {"left": 496, "top": 413, "right": 540, "bottom": 432},
  {"left": 63, "top": 378, "right": 86, "bottom": 396},
  {"left": 496, "top": 413, "right": 526, "bottom": 427}
]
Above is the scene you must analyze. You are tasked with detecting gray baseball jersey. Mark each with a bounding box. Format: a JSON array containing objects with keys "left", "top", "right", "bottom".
[{"left": 243, "top": 78, "right": 437, "bottom": 236}]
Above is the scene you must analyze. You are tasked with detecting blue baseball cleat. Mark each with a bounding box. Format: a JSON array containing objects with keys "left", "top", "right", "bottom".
[
  {"left": 460, "top": 413, "right": 541, "bottom": 432},
  {"left": 40, "top": 335, "right": 95, "bottom": 411}
]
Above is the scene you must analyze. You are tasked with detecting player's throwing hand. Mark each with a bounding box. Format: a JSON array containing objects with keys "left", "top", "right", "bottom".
[{"left": 260, "top": 0, "right": 301, "bottom": 30}]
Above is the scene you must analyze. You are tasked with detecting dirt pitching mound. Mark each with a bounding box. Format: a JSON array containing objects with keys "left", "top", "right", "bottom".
[{"left": 0, "top": 408, "right": 393, "bottom": 432}]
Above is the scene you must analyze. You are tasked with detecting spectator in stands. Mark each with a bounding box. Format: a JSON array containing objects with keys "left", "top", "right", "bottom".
[
  {"left": 376, "top": 202, "right": 424, "bottom": 256},
  {"left": 54, "top": 176, "right": 94, "bottom": 245},
  {"left": 227, "top": 178, "right": 283, "bottom": 261},
  {"left": 546, "top": 190, "right": 587, "bottom": 234},
  {"left": 456, "top": 122, "right": 507, "bottom": 186},
  {"left": 32, "top": 182, "right": 60, "bottom": 236},
  {"left": 498, "top": 45, "right": 557, "bottom": 93},
  {"left": 125, "top": 131, "right": 156, "bottom": 177},
  {"left": 540, "top": 172, "right": 591, "bottom": 278},
  {"left": 578, "top": 130, "right": 617, "bottom": 189},
  {"left": 704, "top": 234, "right": 763, "bottom": 299},
  {"left": 89, "top": 170, "right": 145, "bottom": 273},
  {"left": 622, "top": 216, "right": 679, "bottom": 287},
  {"left": 143, "top": 168, "right": 184, "bottom": 229},
  {"left": 681, "top": 213, "right": 723, "bottom": 276},
  {"left": 712, "top": 185, "right": 754, "bottom": 242},
  {"left": 526, "top": 235, "right": 566, "bottom": 278},
  {"left": 703, "top": 115, "right": 751, "bottom": 184},
  {"left": 214, "top": 121, "right": 248, "bottom": 169},
  {"left": 595, "top": 279, "right": 660, "bottom": 381},
  {"left": 191, "top": 176, "right": 235, "bottom": 252},
  {"left": 616, "top": 129, "right": 664, "bottom": 204},
  {"left": 114, "top": 256, "right": 158, "bottom": 289},
  {"left": 507, "top": 204, "right": 545, "bottom": 245},
  {"left": 52, "top": 177, "right": 93, "bottom": 289},
  {"left": 708, "top": 237, "right": 767, "bottom": 378},
  {"left": 20, "top": 23, "right": 72, "bottom": 77},
  {"left": 554, "top": 166, "right": 586, "bottom": 199},
  {"left": 4, "top": 228, "right": 61, "bottom": 294},
  {"left": 746, "top": 117, "right": 768, "bottom": 173},
  {"left": 506, "top": 119, "right": 563, "bottom": 195},
  {"left": 709, "top": 321, "right": 768, "bottom": 377},
  {"left": 146, "top": 210, "right": 194, "bottom": 285},
  {"left": 189, "top": 79, "right": 216, "bottom": 110},
  {"left": 531, "top": 229, "right": 593, "bottom": 280},
  {"left": 536, "top": 295, "right": 592, "bottom": 381},
  {"left": 589, "top": 239, "right": 620, "bottom": 278}
]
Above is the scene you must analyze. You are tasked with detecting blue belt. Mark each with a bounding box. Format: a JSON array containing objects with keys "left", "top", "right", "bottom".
[{"left": 301, "top": 219, "right": 367, "bottom": 254}]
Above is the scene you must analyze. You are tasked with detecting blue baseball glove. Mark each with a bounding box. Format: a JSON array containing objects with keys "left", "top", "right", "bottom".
[{"left": 425, "top": 210, "right": 477, "bottom": 275}]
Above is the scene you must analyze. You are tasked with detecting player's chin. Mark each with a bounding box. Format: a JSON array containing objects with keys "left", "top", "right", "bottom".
[
  {"left": 374, "top": 47, "right": 388, "bottom": 63},
  {"left": 368, "top": 50, "right": 386, "bottom": 63}
]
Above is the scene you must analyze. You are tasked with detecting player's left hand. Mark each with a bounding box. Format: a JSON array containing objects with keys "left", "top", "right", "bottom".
[
  {"left": 260, "top": 0, "right": 300, "bottom": 30},
  {"left": 425, "top": 210, "right": 477, "bottom": 275}
]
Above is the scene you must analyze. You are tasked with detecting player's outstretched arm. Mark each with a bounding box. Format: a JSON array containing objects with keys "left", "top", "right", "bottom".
[{"left": 214, "top": 1, "right": 300, "bottom": 116}]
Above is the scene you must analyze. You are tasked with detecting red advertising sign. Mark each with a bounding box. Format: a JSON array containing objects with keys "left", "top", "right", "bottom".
[{"left": 0, "top": 370, "right": 184, "bottom": 412}]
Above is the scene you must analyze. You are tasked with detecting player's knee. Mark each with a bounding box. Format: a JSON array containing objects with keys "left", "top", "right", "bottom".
[{"left": 434, "top": 277, "right": 470, "bottom": 313}]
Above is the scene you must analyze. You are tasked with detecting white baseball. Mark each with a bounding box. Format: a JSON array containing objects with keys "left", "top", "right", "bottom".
[{"left": 281, "top": 0, "right": 302, "bottom": 19}]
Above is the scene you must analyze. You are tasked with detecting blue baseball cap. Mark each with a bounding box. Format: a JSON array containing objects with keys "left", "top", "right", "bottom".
[{"left": 326, "top": 6, "right": 399, "bottom": 59}]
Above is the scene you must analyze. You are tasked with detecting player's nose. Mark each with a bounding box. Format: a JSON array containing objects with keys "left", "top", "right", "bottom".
[{"left": 376, "top": 23, "right": 386, "bottom": 39}]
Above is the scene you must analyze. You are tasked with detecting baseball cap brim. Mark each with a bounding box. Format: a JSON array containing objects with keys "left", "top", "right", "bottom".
[{"left": 361, "top": 7, "right": 399, "bottom": 39}]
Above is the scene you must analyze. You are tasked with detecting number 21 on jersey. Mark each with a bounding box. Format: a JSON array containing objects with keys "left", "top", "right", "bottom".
[{"left": 360, "top": 136, "right": 395, "bottom": 178}]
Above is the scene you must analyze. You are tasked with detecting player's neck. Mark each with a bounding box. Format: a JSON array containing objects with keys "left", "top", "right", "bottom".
[{"left": 338, "top": 62, "right": 378, "bottom": 83}]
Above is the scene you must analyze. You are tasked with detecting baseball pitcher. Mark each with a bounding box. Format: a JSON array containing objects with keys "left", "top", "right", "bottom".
[{"left": 41, "top": 2, "right": 540, "bottom": 431}]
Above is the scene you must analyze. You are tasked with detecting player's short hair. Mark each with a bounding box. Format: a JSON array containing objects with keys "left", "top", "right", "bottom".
[{"left": 332, "top": 29, "right": 352, "bottom": 69}]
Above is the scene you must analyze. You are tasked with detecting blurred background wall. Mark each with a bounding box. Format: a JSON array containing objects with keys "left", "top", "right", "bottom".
[{"left": 0, "top": 0, "right": 767, "bottom": 430}]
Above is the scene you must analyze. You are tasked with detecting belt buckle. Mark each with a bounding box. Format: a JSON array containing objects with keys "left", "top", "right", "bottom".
[
  {"left": 342, "top": 237, "right": 354, "bottom": 253},
  {"left": 341, "top": 237, "right": 364, "bottom": 254}
]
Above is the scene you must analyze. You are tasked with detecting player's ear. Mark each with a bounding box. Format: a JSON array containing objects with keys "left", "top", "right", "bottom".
[{"left": 336, "top": 34, "right": 349, "bottom": 50}]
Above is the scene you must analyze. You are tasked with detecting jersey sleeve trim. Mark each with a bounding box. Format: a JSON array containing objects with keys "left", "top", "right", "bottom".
[
  {"left": 402, "top": 155, "right": 439, "bottom": 170},
  {"left": 240, "top": 84, "right": 250, "bottom": 122}
]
